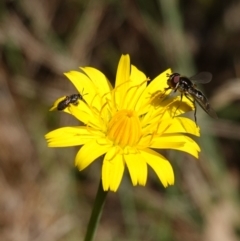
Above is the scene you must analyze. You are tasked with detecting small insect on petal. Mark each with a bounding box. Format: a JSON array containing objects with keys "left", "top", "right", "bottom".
[
  {"left": 165, "top": 72, "right": 218, "bottom": 124},
  {"left": 57, "top": 93, "right": 86, "bottom": 111}
]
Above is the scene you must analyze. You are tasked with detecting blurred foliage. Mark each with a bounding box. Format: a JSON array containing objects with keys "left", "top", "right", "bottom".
[{"left": 0, "top": 0, "right": 240, "bottom": 240}]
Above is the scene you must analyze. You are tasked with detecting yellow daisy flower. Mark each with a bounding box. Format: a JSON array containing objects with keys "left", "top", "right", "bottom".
[{"left": 45, "top": 54, "right": 200, "bottom": 192}]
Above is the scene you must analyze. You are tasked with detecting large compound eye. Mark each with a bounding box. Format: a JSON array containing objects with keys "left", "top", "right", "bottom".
[
  {"left": 172, "top": 74, "right": 180, "bottom": 84},
  {"left": 167, "top": 73, "right": 180, "bottom": 87}
]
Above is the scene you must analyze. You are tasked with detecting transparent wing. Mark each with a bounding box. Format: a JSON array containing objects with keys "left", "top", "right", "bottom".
[
  {"left": 189, "top": 72, "right": 212, "bottom": 84},
  {"left": 194, "top": 97, "right": 218, "bottom": 119}
]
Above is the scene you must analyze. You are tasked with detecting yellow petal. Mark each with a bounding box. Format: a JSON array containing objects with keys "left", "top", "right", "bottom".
[
  {"left": 130, "top": 65, "right": 147, "bottom": 86},
  {"left": 124, "top": 152, "right": 148, "bottom": 186},
  {"left": 102, "top": 148, "right": 125, "bottom": 192},
  {"left": 158, "top": 117, "right": 200, "bottom": 136},
  {"left": 45, "top": 126, "right": 96, "bottom": 147},
  {"left": 75, "top": 139, "right": 111, "bottom": 170},
  {"left": 164, "top": 95, "right": 194, "bottom": 118},
  {"left": 64, "top": 71, "right": 101, "bottom": 110},
  {"left": 136, "top": 68, "right": 172, "bottom": 113},
  {"left": 143, "top": 95, "right": 194, "bottom": 125},
  {"left": 115, "top": 54, "right": 130, "bottom": 87},
  {"left": 150, "top": 134, "right": 200, "bottom": 158},
  {"left": 181, "top": 139, "right": 200, "bottom": 158},
  {"left": 147, "top": 68, "right": 171, "bottom": 93},
  {"left": 122, "top": 65, "right": 148, "bottom": 110},
  {"left": 81, "top": 67, "right": 113, "bottom": 101},
  {"left": 140, "top": 149, "right": 174, "bottom": 187},
  {"left": 68, "top": 104, "right": 103, "bottom": 130},
  {"left": 114, "top": 54, "right": 130, "bottom": 107}
]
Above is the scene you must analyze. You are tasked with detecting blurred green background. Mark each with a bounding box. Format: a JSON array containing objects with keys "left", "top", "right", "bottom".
[{"left": 1, "top": 0, "right": 240, "bottom": 240}]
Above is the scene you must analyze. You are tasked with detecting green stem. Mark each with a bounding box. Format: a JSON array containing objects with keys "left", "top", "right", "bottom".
[{"left": 84, "top": 179, "right": 108, "bottom": 241}]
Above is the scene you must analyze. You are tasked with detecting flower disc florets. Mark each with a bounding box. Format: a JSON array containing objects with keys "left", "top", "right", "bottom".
[{"left": 107, "top": 110, "right": 141, "bottom": 147}]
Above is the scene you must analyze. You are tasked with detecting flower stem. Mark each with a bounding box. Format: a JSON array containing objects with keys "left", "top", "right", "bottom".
[{"left": 84, "top": 180, "right": 108, "bottom": 241}]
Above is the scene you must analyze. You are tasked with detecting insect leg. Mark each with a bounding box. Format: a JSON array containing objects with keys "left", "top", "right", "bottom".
[
  {"left": 81, "top": 88, "right": 88, "bottom": 104},
  {"left": 173, "top": 93, "right": 183, "bottom": 118},
  {"left": 185, "top": 94, "right": 198, "bottom": 126}
]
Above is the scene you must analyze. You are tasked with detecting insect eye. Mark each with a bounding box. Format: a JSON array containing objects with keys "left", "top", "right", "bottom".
[{"left": 173, "top": 76, "right": 180, "bottom": 83}]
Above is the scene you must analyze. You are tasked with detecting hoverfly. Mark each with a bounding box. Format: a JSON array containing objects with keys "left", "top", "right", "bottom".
[
  {"left": 165, "top": 72, "right": 217, "bottom": 124},
  {"left": 57, "top": 94, "right": 83, "bottom": 111}
]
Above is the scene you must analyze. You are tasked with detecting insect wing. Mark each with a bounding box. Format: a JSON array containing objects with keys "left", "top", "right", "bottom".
[
  {"left": 189, "top": 72, "right": 212, "bottom": 84},
  {"left": 194, "top": 96, "right": 218, "bottom": 119}
]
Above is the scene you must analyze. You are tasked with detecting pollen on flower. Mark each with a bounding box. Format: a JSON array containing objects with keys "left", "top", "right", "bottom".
[{"left": 107, "top": 110, "right": 141, "bottom": 147}]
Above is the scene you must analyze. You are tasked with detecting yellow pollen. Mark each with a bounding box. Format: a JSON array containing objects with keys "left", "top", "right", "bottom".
[{"left": 107, "top": 110, "right": 142, "bottom": 147}]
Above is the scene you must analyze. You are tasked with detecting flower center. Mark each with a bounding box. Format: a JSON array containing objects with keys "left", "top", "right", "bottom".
[{"left": 107, "top": 110, "right": 141, "bottom": 147}]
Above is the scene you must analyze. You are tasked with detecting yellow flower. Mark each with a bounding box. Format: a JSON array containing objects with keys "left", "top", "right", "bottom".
[{"left": 45, "top": 54, "right": 200, "bottom": 192}]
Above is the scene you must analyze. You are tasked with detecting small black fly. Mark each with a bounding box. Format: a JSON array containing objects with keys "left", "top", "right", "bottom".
[
  {"left": 57, "top": 94, "right": 83, "bottom": 111},
  {"left": 166, "top": 72, "right": 217, "bottom": 124}
]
